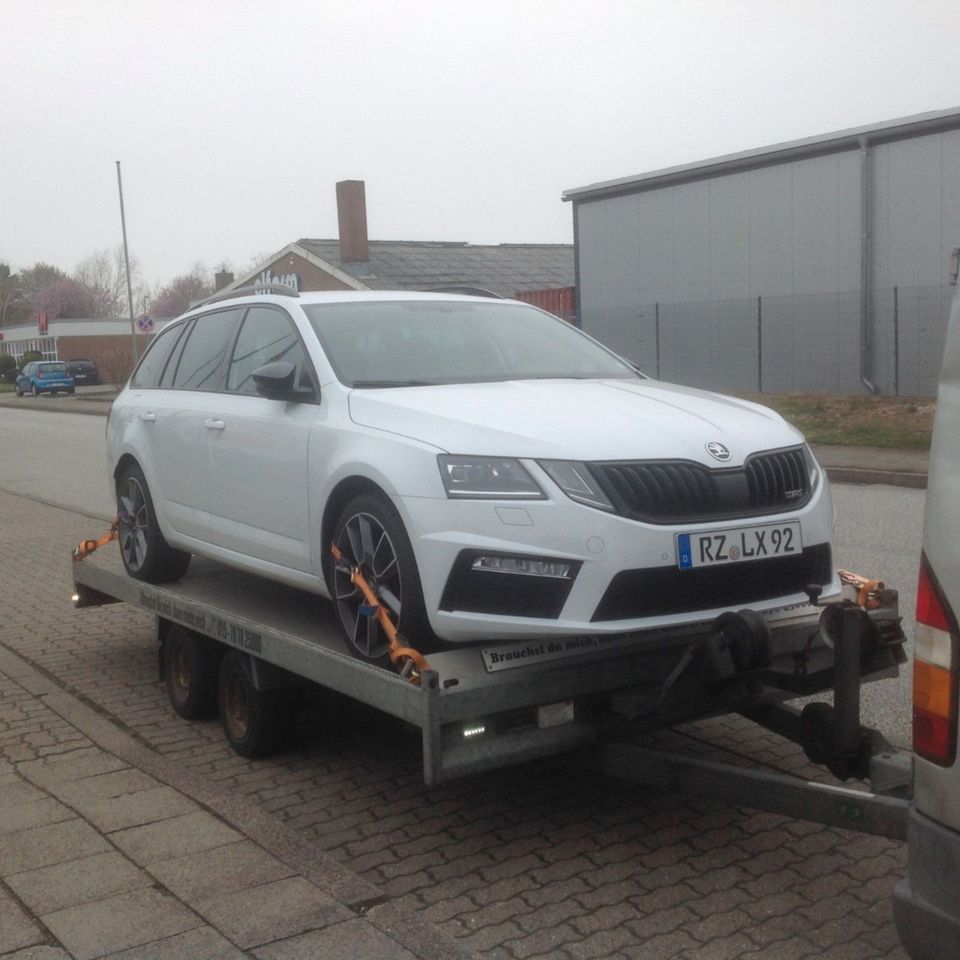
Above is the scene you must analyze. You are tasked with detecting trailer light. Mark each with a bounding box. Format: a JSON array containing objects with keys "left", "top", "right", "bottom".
[
  {"left": 913, "top": 554, "right": 959, "bottom": 766},
  {"left": 71, "top": 593, "right": 80, "bottom": 605},
  {"left": 471, "top": 556, "right": 572, "bottom": 579},
  {"left": 462, "top": 722, "right": 487, "bottom": 739}
]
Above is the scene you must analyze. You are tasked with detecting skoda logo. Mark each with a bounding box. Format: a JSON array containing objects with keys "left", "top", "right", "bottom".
[{"left": 706, "top": 441, "right": 731, "bottom": 462}]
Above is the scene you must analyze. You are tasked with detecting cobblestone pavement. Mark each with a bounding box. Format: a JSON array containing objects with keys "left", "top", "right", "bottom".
[{"left": 0, "top": 489, "right": 909, "bottom": 960}]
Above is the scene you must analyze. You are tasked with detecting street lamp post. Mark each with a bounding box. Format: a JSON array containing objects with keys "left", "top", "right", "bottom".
[{"left": 115, "top": 161, "right": 138, "bottom": 367}]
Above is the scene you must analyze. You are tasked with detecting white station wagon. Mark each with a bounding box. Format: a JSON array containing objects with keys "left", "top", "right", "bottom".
[{"left": 107, "top": 287, "right": 839, "bottom": 663}]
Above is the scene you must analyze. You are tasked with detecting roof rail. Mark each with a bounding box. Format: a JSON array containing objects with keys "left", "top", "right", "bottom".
[{"left": 189, "top": 282, "right": 300, "bottom": 309}]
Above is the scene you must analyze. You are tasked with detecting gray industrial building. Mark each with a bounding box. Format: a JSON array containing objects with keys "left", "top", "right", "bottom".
[{"left": 564, "top": 107, "right": 960, "bottom": 396}]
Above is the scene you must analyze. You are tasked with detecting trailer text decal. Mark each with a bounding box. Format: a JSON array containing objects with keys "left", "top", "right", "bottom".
[{"left": 481, "top": 635, "right": 612, "bottom": 672}]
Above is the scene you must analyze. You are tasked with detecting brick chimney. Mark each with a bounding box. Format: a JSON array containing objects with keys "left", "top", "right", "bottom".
[
  {"left": 214, "top": 269, "right": 234, "bottom": 291},
  {"left": 336, "top": 180, "right": 369, "bottom": 263}
]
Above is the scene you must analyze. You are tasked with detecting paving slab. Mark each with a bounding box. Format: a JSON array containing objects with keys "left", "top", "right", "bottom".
[
  {"left": 99, "top": 925, "right": 248, "bottom": 960},
  {"left": 18, "top": 751, "right": 128, "bottom": 788},
  {"left": 0, "top": 817, "right": 110, "bottom": 876},
  {"left": 0, "top": 794, "right": 75, "bottom": 835},
  {"left": 0, "top": 948, "right": 72, "bottom": 960},
  {"left": 194, "top": 875, "right": 351, "bottom": 949},
  {"left": 148, "top": 839, "right": 295, "bottom": 901},
  {"left": 109, "top": 809, "right": 243, "bottom": 865},
  {"left": 0, "top": 895, "right": 46, "bottom": 954},
  {"left": 41, "top": 887, "right": 203, "bottom": 960},
  {"left": 6, "top": 850, "right": 153, "bottom": 915},
  {"left": 253, "top": 918, "right": 420, "bottom": 960},
  {"left": 62, "top": 782, "right": 198, "bottom": 833}
]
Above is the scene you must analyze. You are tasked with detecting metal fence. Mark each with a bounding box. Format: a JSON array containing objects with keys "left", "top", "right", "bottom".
[{"left": 583, "top": 285, "right": 952, "bottom": 396}]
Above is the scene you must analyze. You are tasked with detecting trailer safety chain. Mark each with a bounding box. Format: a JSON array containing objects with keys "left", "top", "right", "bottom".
[
  {"left": 837, "top": 569, "right": 885, "bottom": 609},
  {"left": 329, "top": 543, "right": 431, "bottom": 684},
  {"left": 73, "top": 519, "right": 119, "bottom": 560}
]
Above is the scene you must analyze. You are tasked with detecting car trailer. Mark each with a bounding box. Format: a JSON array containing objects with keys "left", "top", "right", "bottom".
[{"left": 71, "top": 543, "right": 913, "bottom": 841}]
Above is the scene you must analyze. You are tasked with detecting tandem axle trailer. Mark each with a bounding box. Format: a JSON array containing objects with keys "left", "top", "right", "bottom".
[{"left": 72, "top": 546, "right": 913, "bottom": 839}]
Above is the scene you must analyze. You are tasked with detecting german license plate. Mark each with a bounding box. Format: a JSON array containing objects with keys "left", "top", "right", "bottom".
[{"left": 677, "top": 521, "right": 802, "bottom": 570}]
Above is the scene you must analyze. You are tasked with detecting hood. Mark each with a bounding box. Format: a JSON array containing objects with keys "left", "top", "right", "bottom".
[{"left": 348, "top": 379, "right": 804, "bottom": 465}]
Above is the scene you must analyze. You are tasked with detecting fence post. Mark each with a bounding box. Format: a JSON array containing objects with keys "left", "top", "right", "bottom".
[
  {"left": 893, "top": 285, "right": 900, "bottom": 396},
  {"left": 757, "top": 296, "right": 763, "bottom": 393},
  {"left": 655, "top": 303, "right": 661, "bottom": 379}
]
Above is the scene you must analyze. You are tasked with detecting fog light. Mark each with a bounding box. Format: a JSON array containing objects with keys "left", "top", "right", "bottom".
[
  {"left": 471, "top": 556, "right": 572, "bottom": 579},
  {"left": 463, "top": 722, "right": 487, "bottom": 739}
]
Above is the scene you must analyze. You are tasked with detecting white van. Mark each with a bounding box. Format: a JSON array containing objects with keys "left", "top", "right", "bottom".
[{"left": 894, "top": 252, "right": 960, "bottom": 958}]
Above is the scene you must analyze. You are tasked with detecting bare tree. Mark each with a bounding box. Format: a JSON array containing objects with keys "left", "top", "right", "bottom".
[
  {"left": 0, "top": 263, "right": 27, "bottom": 326},
  {"left": 75, "top": 247, "right": 146, "bottom": 319},
  {"left": 149, "top": 264, "right": 214, "bottom": 318},
  {"left": 32, "top": 278, "right": 110, "bottom": 319}
]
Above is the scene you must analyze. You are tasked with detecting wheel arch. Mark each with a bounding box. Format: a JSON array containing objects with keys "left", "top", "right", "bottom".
[
  {"left": 113, "top": 452, "right": 141, "bottom": 487},
  {"left": 319, "top": 475, "right": 392, "bottom": 589}
]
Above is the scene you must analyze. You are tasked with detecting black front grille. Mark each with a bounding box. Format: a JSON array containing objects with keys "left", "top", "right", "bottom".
[
  {"left": 592, "top": 543, "right": 832, "bottom": 622},
  {"left": 593, "top": 446, "right": 811, "bottom": 524}
]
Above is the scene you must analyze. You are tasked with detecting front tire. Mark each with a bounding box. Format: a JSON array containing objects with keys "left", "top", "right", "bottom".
[
  {"left": 116, "top": 461, "right": 191, "bottom": 583},
  {"left": 331, "top": 493, "right": 436, "bottom": 664}
]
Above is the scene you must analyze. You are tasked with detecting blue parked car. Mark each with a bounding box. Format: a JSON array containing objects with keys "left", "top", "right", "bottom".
[{"left": 15, "top": 360, "right": 75, "bottom": 397}]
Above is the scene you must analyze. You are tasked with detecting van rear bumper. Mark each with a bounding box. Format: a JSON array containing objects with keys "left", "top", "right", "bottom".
[{"left": 894, "top": 808, "right": 960, "bottom": 960}]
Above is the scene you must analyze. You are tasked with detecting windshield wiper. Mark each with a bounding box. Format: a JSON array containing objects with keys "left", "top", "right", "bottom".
[{"left": 351, "top": 379, "right": 438, "bottom": 388}]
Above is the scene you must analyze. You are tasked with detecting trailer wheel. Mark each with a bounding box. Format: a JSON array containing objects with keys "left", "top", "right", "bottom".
[
  {"left": 218, "top": 651, "right": 287, "bottom": 758},
  {"left": 332, "top": 493, "right": 436, "bottom": 664},
  {"left": 163, "top": 625, "right": 220, "bottom": 720},
  {"left": 116, "top": 461, "right": 192, "bottom": 583}
]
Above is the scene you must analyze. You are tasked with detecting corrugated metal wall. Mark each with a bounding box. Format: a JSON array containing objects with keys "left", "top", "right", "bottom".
[{"left": 576, "top": 128, "right": 960, "bottom": 396}]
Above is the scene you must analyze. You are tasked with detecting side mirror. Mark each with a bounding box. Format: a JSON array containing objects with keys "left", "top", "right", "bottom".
[
  {"left": 252, "top": 361, "right": 297, "bottom": 400},
  {"left": 251, "top": 361, "right": 317, "bottom": 402}
]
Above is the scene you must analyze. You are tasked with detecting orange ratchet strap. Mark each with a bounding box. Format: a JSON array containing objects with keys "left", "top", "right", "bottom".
[
  {"left": 73, "top": 519, "right": 119, "bottom": 560},
  {"left": 837, "top": 569, "right": 884, "bottom": 609},
  {"left": 330, "top": 543, "right": 431, "bottom": 683}
]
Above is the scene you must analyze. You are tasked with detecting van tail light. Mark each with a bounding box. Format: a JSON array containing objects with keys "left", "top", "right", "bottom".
[{"left": 913, "top": 553, "right": 959, "bottom": 766}]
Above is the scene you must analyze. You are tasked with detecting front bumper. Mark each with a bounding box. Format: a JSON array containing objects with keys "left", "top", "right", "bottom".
[
  {"left": 399, "top": 472, "right": 838, "bottom": 644},
  {"left": 894, "top": 808, "right": 960, "bottom": 960}
]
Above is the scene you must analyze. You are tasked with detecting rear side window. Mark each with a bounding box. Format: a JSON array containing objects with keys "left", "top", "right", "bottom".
[
  {"left": 171, "top": 309, "right": 240, "bottom": 391},
  {"left": 227, "top": 306, "right": 314, "bottom": 397},
  {"left": 131, "top": 324, "right": 184, "bottom": 388}
]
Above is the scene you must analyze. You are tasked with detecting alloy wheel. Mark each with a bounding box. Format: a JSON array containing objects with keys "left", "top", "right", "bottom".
[
  {"left": 334, "top": 511, "right": 402, "bottom": 661},
  {"left": 117, "top": 475, "right": 150, "bottom": 573}
]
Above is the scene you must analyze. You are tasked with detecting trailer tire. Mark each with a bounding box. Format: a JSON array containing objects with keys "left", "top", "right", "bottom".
[
  {"left": 116, "top": 461, "right": 192, "bottom": 584},
  {"left": 218, "top": 651, "right": 288, "bottom": 758},
  {"left": 331, "top": 492, "right": 437, "bottom": 664},
  {"left": 163, "top": 625, "right": 221, "bottom": 720}
]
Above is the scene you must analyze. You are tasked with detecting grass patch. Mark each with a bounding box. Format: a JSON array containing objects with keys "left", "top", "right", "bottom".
[
  {"left": 0, "top": 382, "right": 15, "bottom": 393},
  {"left": 738, "top": 393, "right": 934, "bottom": 449}
]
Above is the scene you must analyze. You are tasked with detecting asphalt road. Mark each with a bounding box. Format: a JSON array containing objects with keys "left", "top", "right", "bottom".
[{"left": 0, "top": 405, "right": 924, "bottom": 748}]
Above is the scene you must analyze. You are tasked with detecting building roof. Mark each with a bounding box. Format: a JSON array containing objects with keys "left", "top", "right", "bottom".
[
  {"left": 563, "top": 106, "right": 960, "bottom": 203},
  {"left": 295, "top": 239, "right": 574, "bottom": 298}
]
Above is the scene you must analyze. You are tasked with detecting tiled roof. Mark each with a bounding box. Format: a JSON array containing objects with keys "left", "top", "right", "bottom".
[{"left": 297, "top": 239, "right": 574, "bottom": 298}]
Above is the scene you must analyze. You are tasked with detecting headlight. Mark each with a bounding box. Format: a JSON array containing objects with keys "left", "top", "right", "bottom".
[
  {"left": 438, "top": 456, "right": 545, "bottom": 499},
  {"left": 538, "top": 460, "right": 614, "bottom": 511}
]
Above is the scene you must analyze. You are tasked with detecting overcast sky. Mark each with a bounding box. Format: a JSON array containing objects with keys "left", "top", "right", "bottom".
[{"left": 4, "top": 0, "right": 960, "bottom": 289}]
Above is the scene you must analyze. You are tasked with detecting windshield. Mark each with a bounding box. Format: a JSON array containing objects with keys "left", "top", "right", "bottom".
[{"left": 303, "top": 300, "right": 639, "bottom": 387}]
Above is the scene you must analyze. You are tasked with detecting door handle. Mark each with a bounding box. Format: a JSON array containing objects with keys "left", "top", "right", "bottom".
[
  {"left": 139, "top": 412, "right": 157, "bottom": 422},
  {"left": 204, "top": 419, "right": 226, "bottom": 431}
]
